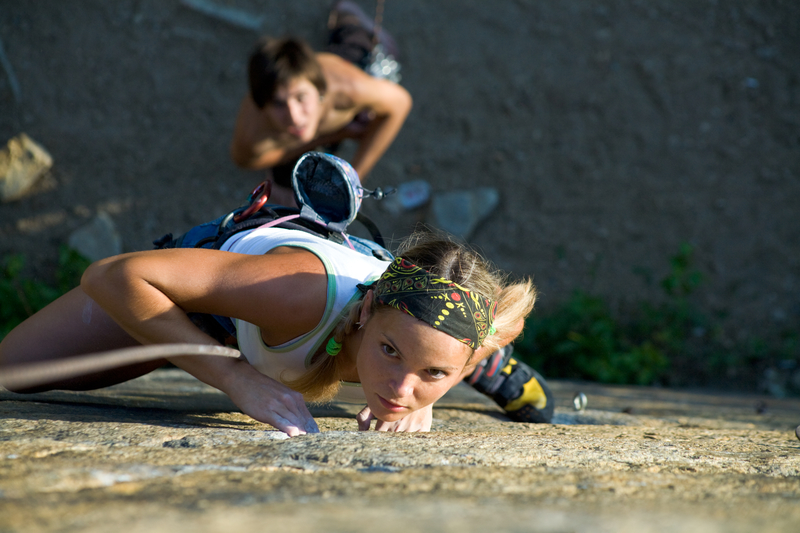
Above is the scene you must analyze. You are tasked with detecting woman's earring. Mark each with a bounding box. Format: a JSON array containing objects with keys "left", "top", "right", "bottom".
[
  {"left": 326, "top": 337, "right": 342, "bottom": 356},
  {"left": 357, "top": 322, "right": 363, "bottom": 330}
]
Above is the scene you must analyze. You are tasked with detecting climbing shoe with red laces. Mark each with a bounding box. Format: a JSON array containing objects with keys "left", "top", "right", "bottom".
[{"left": 467, "top": 345, "right": 554, "bottom": 423}]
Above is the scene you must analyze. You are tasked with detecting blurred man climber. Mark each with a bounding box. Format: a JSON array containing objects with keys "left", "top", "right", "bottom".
[{"left": 230, "top": 1, "right": 412, "bottom": 206}]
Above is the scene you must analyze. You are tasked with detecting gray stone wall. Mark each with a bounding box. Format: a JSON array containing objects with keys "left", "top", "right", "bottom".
[{"left": 0, "top": 1, "right": 797, "bottom": 345}]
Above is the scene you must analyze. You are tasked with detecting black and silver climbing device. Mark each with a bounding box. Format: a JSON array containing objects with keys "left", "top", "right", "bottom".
[{"left": 154, "top": 152, "right": 394, "bottom": 261}]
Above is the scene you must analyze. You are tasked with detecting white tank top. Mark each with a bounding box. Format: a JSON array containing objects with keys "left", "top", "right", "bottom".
[{"left": 220, "top": 227, "right": 390, "bottom": 402}]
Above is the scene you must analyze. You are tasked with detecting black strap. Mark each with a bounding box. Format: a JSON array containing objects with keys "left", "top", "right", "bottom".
[
  {"left": 208, "top": 205, "right": 386, "bottom": 251},
  {"left": 355, "top": 212, "right": 385, "bottom": 248}
]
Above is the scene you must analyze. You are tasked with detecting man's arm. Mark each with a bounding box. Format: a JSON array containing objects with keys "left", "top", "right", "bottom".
[
  {"left": 230, "top": 59, "right": 412, "bottom": 179},
  {"left": 347, "top": 74, "right": 412, "bottom": 180},
  {"left": 230, "top": 96, "right": 290, "bottom": 170}
]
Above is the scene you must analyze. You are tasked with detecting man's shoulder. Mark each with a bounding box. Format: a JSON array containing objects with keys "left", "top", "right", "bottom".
[
  {"left": 316, "top": 51, "right": 353, "bottom": 67},
  {"left": 316, "top": 52, "right": 368, "bottom": 82},
  {"left": 318, "top": 53, "right": 387, "bottom": 105}
]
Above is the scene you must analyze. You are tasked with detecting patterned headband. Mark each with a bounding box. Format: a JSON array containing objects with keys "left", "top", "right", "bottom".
[{"left": 365, "top": 257, "right": 497, "bottom": 349}]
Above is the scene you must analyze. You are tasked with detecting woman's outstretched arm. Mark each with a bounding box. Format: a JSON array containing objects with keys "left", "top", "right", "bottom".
[
  {"left": 81, "top": 247, "right": 327, "bottom": 346},
  {"left": 80, "top": 247, "right": 328, "bottom": 435},
  {"left": 1, "top": 247, "right": 327, "bottom": 436}
]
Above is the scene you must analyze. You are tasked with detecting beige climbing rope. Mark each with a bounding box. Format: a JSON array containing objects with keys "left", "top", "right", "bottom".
[{"left": 0, "top": 344, "right": 242, "bottom": 391}]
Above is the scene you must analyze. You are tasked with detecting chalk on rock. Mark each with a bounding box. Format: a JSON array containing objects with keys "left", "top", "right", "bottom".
[
  {"left": 0, "top": 134, "right": 53, "bottom": 202},
  {"left": 430, "top": 187, "right": 499, "bottom": 240},
  {"left": 68, "top": 212, "right": 122, "bottom": 262}
]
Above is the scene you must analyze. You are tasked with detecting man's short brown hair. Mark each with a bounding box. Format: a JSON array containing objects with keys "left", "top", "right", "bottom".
[{"left": 248, "top": 37, "right": 327, "bottom": 108}]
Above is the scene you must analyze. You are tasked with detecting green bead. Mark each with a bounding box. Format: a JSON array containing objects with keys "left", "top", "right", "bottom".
[{"left": 326, "top": 337, "right": 342, "bottom": 356}]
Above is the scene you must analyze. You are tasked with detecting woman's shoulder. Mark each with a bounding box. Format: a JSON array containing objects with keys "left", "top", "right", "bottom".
[
  {"left": 226, "top": 228, "right": 389, "bottom": 275},
  {"left": 221, "top": 248, "right": 329, "bottom": 344}
]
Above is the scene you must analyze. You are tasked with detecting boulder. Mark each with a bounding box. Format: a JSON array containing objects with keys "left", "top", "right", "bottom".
[
  {"left": 67, "top": 212, "right": 123, "bottom": 262},
  {"left": 430, "top": 187, "right": 499, "bottom": 240},
  {"left": 0, "top": 133, "right": 53, "bottom": 202}
]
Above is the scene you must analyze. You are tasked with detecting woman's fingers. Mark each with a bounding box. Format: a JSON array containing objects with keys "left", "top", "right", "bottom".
[
  {"left": 305, "top": 418, "right": 320, "bottom": 434},
  {"left": 373, "top": 418, "right": 419, "bottom": 432},
  {"left": 223, "top": 362, "right": 319, "bottom": 436},
  {"left": 271, "top": 415, "right": 307, "bottom": 437},
  {"left": 373, "top": 419, "right": 397, "bottom": 432},
  {"left": 371, "top": 404, "right": 433, "bottom": 433},
  {"left": 356, "top": 405, "right": 374, "bottom": 431},
  {"left": 262, "top": 390, "right": 320, "bottom": 436},
  {"left": 270, "top": 410, "right": 318, "bottom": 436}
]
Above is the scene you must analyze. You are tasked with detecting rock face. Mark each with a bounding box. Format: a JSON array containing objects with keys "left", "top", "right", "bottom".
[
  {"left": 1, "top": 371, "right": 798, "bottom": 533},
  {"left": 1, "top": 1, "right": 798, "bottom": 346}
]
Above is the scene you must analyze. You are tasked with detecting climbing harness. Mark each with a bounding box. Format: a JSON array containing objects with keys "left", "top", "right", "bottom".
[{"left": 156, "top": 151, "right": 395, "bottom": 342}]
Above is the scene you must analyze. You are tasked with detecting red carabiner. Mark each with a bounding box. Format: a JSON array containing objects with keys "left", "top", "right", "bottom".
[{"left": 234, "top": 181, "right": 271, "bottom": 223}]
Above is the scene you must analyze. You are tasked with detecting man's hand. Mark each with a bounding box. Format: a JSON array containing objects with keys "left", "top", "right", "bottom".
[{"left": 356, "top": 403, "right": 433, "bottom": 433}]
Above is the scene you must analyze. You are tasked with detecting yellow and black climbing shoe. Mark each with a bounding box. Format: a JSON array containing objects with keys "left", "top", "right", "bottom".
[{"left": 467, "top": 344, "right": 554, "bottom": 423}]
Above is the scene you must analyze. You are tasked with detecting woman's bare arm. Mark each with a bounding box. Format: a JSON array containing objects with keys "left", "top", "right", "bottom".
[{"left": 81, "top": 247, "right": 328, "bottom": 435}]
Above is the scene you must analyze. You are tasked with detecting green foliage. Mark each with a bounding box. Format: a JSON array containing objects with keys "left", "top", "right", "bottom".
[
  {"left": 517, "top": 290, "right": 670, "bottom": 385},
  {"left": 516, "top": 243, "right": 706, "bottom": 386},
  {"left": 660, "top": 242, "right": 703, "bottom": 299},
  {"left": 0, "top": 246, "right": 91, "bottom": 339}
]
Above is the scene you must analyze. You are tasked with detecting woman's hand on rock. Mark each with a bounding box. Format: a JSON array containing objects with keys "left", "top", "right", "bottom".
[
  {"left": 222, "top": 359, "right": 319, "bottom": 436},
  {"left": 356, "top": 403, "right": 433, "bottom": 433}
]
